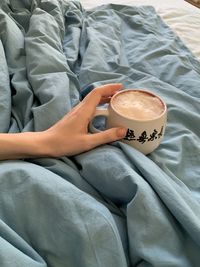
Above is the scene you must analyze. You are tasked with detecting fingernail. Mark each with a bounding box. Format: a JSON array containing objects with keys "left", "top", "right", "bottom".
[{"left": 117, "top": 127, "right": 127, "bottom": 138}]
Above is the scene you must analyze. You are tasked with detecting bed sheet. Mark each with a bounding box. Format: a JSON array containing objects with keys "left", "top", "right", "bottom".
[
  {"left": 81, "top": 0, "right": 200, "bottom": 60},
  {"left": 0, "top": 1, "right": 200, "bottom": 267}
]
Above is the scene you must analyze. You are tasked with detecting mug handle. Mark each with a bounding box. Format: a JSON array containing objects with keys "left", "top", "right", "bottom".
[{"left": 89, "top": 108, "right": 109, "bottom": 133}]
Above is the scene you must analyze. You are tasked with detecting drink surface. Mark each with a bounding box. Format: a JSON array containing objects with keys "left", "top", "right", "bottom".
[{"left": 112, "top": 91, "right": 164, "bottom": 120}]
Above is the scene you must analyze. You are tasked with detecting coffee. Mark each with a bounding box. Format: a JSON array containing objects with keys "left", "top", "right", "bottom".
[
  {"left": 89, "top": 88, "right": 167, "bottom": 154},
  {"left": 112, "top": 90, "right": 164, "bottom": 120}
]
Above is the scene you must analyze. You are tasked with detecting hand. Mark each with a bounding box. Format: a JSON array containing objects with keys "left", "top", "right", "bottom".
[
  {"left": 0, "top": 84, "right": 127, "bottom": 160},
  {"left": 43, "top": 83, "right": 127, "bottom": 157}
]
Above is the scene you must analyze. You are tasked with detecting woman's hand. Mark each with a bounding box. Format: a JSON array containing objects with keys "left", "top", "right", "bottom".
[
  {"left": 0, "top": 84, "right": 127, "bottom": 160},
  {"left": 44, "top": 83, "right": 127, "bottom": 157}
]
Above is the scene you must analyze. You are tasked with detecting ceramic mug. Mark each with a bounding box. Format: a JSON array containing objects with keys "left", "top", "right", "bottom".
[{"left": 89, "top": 89, "right": 167, "bottom": 155}]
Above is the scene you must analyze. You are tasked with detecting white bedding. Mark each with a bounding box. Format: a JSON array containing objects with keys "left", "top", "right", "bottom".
[{"left": 80, "top": 0, "right": 200, "bottom": 60}]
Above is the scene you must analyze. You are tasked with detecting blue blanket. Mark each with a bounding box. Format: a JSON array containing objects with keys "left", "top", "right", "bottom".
[{"left": 0, "top": 1, "right": 200, "bottom": 266}]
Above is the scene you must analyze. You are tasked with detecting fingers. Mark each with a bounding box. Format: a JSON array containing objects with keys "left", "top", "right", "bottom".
[
  {"left": 83, "top": 83, "right": 123, "bottom": 106},
  {"left": 94, "top": 83, "right": 123, "bottom": 98},
  {"left": 68, "top": 83, "right": 123, "bottom": 130},
  {"left": 86, "top": 127, "right": 127, "bottom": 150},
  {"left": 99, "top": 96, "right": 112, "bottom": 104},
  {"left": 79, "top": 83, "right": 123, "bottom": 119}
]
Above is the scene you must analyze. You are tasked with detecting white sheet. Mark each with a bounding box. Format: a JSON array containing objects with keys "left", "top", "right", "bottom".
[{"left": 80, "top": 0, "right": 200, "bottom": 60}]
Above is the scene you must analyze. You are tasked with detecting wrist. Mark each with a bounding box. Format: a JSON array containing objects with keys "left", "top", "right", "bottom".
[
  {"left": 0, "top": 131, "right": 51, "bottom": 160},
  {"left": 20, "top": 131, "right": 51, "bottom": 158}
]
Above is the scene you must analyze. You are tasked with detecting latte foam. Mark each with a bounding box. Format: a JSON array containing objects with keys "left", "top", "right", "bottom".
[{"left": 112, "top": 90, "right": 164, "bottom": 120}]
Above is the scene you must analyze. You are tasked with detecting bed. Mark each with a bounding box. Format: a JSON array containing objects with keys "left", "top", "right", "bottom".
[{"left": 0, "top": 0, "right": 200, "bottom": 266}]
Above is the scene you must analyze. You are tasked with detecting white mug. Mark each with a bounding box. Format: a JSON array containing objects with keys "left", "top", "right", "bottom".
[{"left": 89, "top": 89, "right": 167, "bottom": 155}]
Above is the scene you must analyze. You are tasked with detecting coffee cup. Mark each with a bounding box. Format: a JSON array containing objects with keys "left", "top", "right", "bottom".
[{"left": 89, "top": 89, "right": 167, "bottom": 154}]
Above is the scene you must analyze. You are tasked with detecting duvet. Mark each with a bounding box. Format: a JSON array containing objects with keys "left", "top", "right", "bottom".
[{"left": 0, "top": 1, "right": 200, "bottom": 266}]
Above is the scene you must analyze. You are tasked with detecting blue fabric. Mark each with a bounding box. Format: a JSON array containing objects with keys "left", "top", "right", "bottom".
[{"left": 0, "top": 1, "right": 200, "bottom": 266}]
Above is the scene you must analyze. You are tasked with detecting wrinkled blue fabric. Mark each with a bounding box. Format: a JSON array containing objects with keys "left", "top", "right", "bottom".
[{"left": 0, "top": 1, "right": 200, "bottom": 266}]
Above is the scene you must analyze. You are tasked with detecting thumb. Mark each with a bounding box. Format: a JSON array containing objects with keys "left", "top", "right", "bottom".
[{"left": 88, "top": 127, "right": 127, "bottom": 148}]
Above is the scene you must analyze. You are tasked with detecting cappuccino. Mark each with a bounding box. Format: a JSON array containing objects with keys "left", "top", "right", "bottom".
[
  {"left": 112, "top": 90, "right": 164, "bottom": 120},
  {"left": 90, "top": 88, "right": 167, "bottom": 154}
]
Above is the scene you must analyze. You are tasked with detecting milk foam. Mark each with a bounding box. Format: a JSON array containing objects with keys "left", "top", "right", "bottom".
[{"left": 112, "top": 91, "right": 164, "bottom": 120}]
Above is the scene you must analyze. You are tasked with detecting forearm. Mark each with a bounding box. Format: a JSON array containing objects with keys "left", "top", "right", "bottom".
[
  {"left": 0, "top": 132, "right": 49, "bottom": 160},
  {"left": 0, "top": 85, "right": 126, "bottom": 160}
]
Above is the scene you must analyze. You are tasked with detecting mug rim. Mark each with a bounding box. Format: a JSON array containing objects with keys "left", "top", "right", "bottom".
[{"left": 110, "top": 88, "right": 167, "bottom": 122}]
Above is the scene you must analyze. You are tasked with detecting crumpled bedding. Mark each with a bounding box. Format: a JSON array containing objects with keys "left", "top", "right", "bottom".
[
  {"left": 81, "top": 0, "right": 200, "bottom": 61},
  {"left": 0, "top": 1, "right": 200, "bottom": 266}
]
